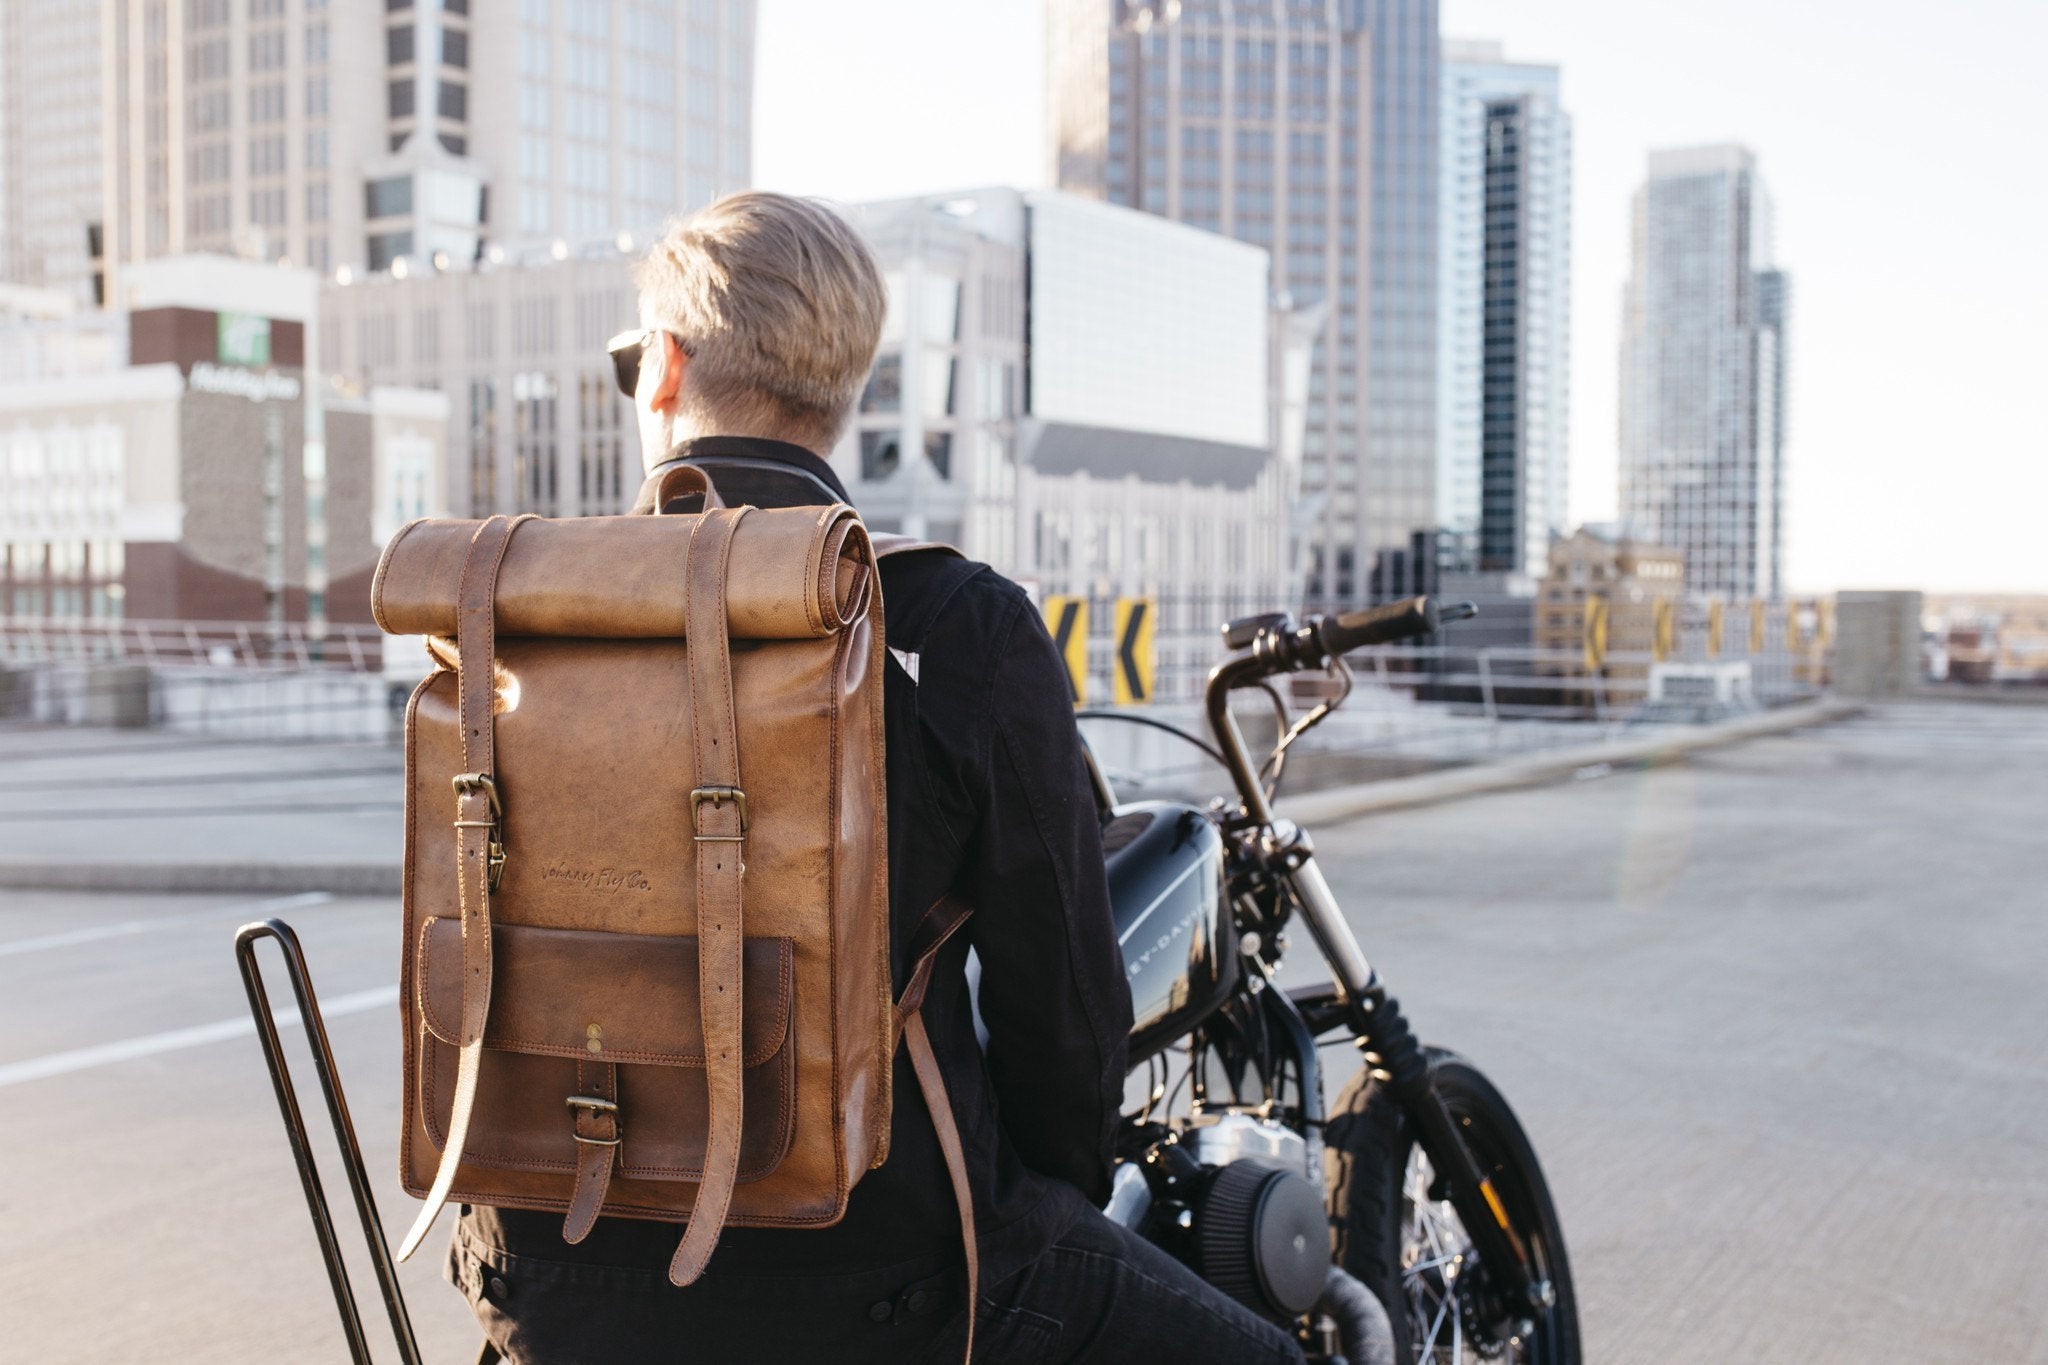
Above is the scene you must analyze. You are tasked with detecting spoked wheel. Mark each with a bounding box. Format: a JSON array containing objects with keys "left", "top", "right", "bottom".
[{"left": 1326, "top": 1049, "right": 1579, "bottom": 1365}]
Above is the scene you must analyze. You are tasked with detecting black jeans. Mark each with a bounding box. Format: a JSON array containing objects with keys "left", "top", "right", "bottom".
[{"left": 452, "top": 1210, "right": 1306, "bottom": 1364}]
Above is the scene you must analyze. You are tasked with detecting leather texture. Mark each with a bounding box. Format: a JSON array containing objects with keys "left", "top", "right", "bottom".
[{"left": 377, "top": 468, "right": 977, "bottom": 1315}]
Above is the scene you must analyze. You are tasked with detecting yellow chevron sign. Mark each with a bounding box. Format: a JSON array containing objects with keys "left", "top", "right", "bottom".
[
  {"left": 1707, "top": 600, "right": 1725, "bottom": 657},
  {"left": 1113, "top": 597, "right": 1155, "bottom": 705},
  {"left": 1652, "top": 597, "right": 1676, "bottom": 663},
  {"left": 1582, "top": 596, "right": 1608, "bottom": 672},
  {"left": 1043, "top": 596, "right": 1088, "bottom": 706},
  {"left": 1749, "top": 599, "right": 1767, "bottom": 654}
]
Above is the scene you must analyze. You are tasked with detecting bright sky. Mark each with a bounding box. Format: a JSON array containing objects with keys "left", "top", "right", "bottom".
[{"left": 754, "top": 0, "right": 2047, "bottom": 594}]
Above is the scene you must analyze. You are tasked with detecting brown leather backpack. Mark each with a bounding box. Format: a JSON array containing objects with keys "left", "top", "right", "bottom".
[{"left": 372, "top": 466, "right": 979, "bottom": 1341}]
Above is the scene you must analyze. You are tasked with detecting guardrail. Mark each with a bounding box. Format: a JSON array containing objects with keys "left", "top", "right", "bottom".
[{"left": 0, "top": 616, "right": 387, "bottom": 672}]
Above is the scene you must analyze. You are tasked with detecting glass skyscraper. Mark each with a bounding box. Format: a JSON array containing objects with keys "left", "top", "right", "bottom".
[
  {"left": 1436, "top": 41, "right": 1571, "bottom": 583},
  {"left": 1620, "top": 145, "right": 1789, "bottom": 601},
  {"left": 1048, "top": 0, "right": 1439, "bottom": 606}
]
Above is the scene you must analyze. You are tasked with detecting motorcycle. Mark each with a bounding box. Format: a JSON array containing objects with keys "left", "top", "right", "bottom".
[
  {"left": 234, "top": 593, "right": 1577, "bottom": 1365},
  {"left": 1081, "top": 596, "right": 1579, "bottom": 1364}
]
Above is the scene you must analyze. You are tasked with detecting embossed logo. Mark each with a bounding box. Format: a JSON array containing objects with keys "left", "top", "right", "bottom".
[{"left": 544, "top": 860, "right": 652, "bottom": 894}]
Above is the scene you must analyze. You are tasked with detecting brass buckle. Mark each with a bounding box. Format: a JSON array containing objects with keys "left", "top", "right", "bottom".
[
  {"left": 452, "top": 772, "right": 508, "bottom": 891},
  {"left": 566, "top": 1094, "right": 622, "bottom": 1147},
  {"left": 690, "top": 786, "right": 749, "bottom": 842}
]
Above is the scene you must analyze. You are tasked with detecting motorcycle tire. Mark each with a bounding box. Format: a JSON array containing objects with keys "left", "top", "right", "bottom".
[{"left": 1325, "top": 1047, "right": 1580, "bottom": 1365}]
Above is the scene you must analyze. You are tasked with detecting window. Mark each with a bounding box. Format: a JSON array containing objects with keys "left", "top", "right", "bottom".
[
  {"left": 520, "top": 30, "right": 551, "bottom": 76},
  {"left": 389, "top": 78, "right": 414, "bottom": 118},
  {"left": 566, "top": 0, "right": 610, "bottom": 39},
  {"left": 366, "top": 175, "right": 414, "bottom": 218},
  {"left": 368, "top": 231, "right": 415, "bottom": 270},
  {"left": 387, "top": 24, "right": 414, "bottom": 63},
  {"left": 304, "top": 21, "right": 328, "bottom": 63},
  {"left": 249, "top": 83, "right": 286, "bottom": 123},
  {"left": 520, "top": 82, "right": 549, "bottom": 129},
  {"left": 306, "top": 181, "right": 330, "bottom": 222},
  {"left": 305, "top": 75, "right": 329, "bottom": 116},
  {"left": 441, "top": 27, "right": 468, "bottom": 67},
  {"left": 249, "top": 29, "right": 287, "bottom": 71},
  {"left": 859, "top": 431, "right": 901, "bottom": 483},
  {"left": 860, "top": 355, "right": 901, "bottom": 414},
  {"left": 438, "top": 81, "right": 467, "bottom": 120}
]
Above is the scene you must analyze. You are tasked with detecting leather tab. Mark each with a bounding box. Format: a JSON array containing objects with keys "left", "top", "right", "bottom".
[
  {"left": 562, "top": 1060, "right": 621, "bottom": 1244},
  {"left": 651, "top": 463, "right": 725, "bottom": 514},
  {"left": 668, "top": 505, "right": 752, "bottom": 1287},
  {"left": 397, "top": 513, "right": 531, "bottom": 1264}
]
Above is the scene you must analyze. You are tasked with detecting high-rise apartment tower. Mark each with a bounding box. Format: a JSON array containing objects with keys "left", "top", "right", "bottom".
[
  {"left": 0, "top": 0, "right": 753, "bottom": 305},
  {"left": 1436, "top": 40, "right": 1570, "bottom": 583},
  {"left": 1048, "top": 0, "right": 1439, "bottom": 606},
  {"left": 1620, "top": 145, "right": 1789, "bottom": 600}
]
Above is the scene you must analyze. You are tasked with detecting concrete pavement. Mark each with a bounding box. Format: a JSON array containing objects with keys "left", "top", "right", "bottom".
[
  {"left": 0, "top": 701, "right": 2043, "bottom": 1361},
  {"left": 0, "top": 699, "right": 1857, "bottom": 896}
]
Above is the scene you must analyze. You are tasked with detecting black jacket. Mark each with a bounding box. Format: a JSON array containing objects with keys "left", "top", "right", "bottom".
[{"left": 462, "top": 437, "right": 1133, "bottom": 1300}]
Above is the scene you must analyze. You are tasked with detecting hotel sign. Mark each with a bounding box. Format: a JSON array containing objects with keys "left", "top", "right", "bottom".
[
  {"left": 217, "top": 311, "right": 272, "bottom": 367},
  {"left": 188, "top": 361, "right": 301, "bottom": 403}
]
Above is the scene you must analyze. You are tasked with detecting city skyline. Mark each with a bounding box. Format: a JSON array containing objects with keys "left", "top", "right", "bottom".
[
  {"left": 1047, "top": 0, "right": 1441, "bottom": 608},
  {"left": 752, "top": 0, "right": 2046, "bottom": 595}
]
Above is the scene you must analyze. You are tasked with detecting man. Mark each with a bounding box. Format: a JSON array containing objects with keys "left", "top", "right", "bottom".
[{"left": 449, "top": 191, "right": 1307, "bottom": 1365}]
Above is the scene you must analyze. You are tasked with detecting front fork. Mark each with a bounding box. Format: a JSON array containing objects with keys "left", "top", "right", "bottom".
[{"left": 1283, "top": 845, "right": 1555, "bottom": 1328}]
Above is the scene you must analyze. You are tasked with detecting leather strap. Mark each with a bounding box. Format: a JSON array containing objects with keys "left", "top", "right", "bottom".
[
  {"left": 668, "top": 505, "right": 752, "bottom": 1287},
  {"left": 869, "top": 533, "right": 959, "bottom": 561},
  {"left": 398, "top": 513, "right": 531, "bottom": 1263},
  {"left": 562, "top": 1060, "right": 621, "bottom": 1244},
  {"left": 650, "top": 463, "right": 726, "bottom": 514},
  {"left": 895, "top": 896, "right": 977, "bottom": 1364}
]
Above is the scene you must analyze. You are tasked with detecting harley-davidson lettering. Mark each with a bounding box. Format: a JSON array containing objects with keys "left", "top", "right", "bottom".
[
  {"left": 542, "top": 861, "right": 652, "bottom": 893},
  {"left": 1126, "top": 901, "right": 1203, "bottom": 978}
]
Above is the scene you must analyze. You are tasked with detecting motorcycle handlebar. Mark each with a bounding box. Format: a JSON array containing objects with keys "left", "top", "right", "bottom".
[
  {"left": 1319, "top": 596, "right": 1441, "bottom": 654},
  {"left": 1203, "top": 595, "right": 1476, "bottom": 822}
]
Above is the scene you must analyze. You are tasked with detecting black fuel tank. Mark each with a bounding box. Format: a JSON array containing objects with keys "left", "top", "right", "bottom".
[{"left": 1102, "top": 801, "right": 1237, "bottom": 1064}]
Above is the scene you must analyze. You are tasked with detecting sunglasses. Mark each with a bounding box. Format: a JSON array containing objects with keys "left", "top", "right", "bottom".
[{"left": 606, "top": 328, "right": 691, "bottom": 398}]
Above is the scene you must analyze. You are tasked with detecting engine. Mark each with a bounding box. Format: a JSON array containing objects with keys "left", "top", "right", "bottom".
[{"left": 1107, "top": 1115, "right": 1331, "bottom": 1321}]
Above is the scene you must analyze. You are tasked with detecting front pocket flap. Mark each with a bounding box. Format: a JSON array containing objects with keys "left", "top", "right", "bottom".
[{"left": 418, "top": 918, "right": 791, "bottom": 1067}]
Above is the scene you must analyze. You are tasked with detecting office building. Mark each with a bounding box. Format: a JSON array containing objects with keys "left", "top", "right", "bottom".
[
  {"left": 321, "top": 240, "right": 641, "bottom": 519},
  {"left": 1436, "top": 40, "right": 1570, "bottom": 584},
  {"left": 1047, "top": 0, "right": 1440, "bottom": 608},
  {"left": 1620, "top": 145, "right": 1789, "bottom": 601},
  {"left": 0, "top": 1, "right": 104, "bottom": 301},
  {"left": 843, "top": 187, "right": 1299, "bottom": 701},
  {"left": 0, "top": 0, "right": 753, "bottom": 304},
  {"left": 0, "top": 257, "right": 445, "bottom": 627}
]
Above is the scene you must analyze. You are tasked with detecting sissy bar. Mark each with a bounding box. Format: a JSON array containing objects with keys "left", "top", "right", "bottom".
[{"left": 233, "top": 918, "right": 474, "bottom": 1365}]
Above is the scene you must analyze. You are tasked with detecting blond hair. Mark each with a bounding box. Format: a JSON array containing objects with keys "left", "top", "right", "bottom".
[{"left": 634, "top": 192, "right": 886, "bottom": 452}]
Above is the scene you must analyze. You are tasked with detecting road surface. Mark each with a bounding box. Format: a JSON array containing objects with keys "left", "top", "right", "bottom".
[{"left": 1, "top": 701, "right": 2043, "bottom": 1362}]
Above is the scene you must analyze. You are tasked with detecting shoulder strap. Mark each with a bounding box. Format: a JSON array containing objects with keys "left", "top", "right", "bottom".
[
  {"left": 894, "top": 895, "right": 978, "bottom": 1364},
  {"left": 397, "top": 512, "right": 533, "bottom": 1264}
]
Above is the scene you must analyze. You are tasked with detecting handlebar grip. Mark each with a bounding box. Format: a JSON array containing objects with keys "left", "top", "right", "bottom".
[{"left": 1320, "top": 596, "right": 1440, "bottom": 653}]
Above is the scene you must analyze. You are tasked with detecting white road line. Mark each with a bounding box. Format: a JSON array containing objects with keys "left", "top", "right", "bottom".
[
  {"left": 0, "top": 891, "right": 333, "bottom": 959},
  {"left": 0, "top": 983, "right": 397, "bottom": 1089}
]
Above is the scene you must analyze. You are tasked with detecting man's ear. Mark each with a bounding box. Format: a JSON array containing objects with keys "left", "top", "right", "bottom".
[{"left": 642, "top": 331, "right": 686, "bottom": 417}]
